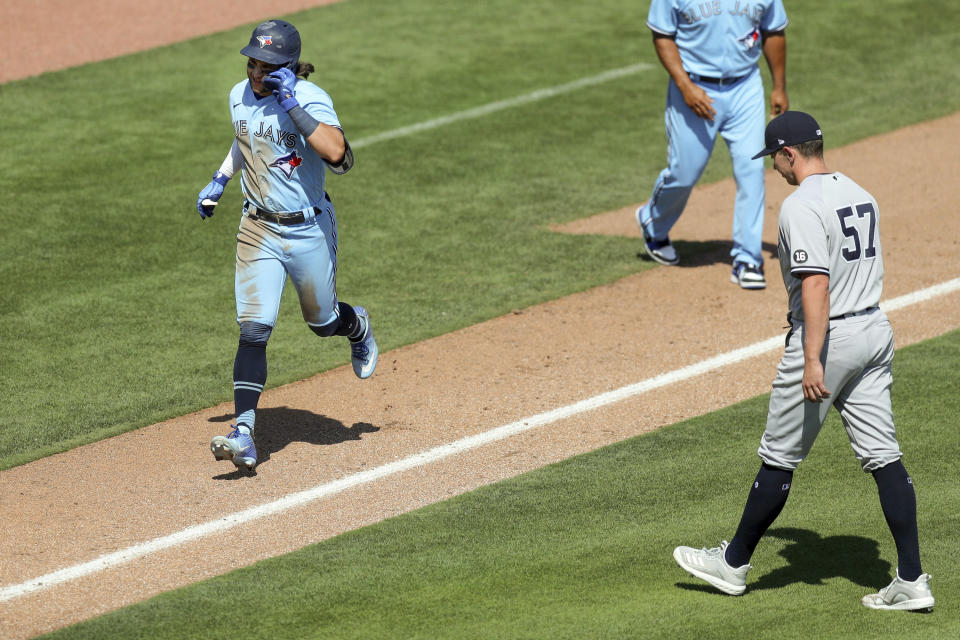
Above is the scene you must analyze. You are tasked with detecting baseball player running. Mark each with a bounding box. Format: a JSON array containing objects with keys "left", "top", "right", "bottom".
[
  {"left": 637, "top": 0, "right": 788, "bottom": 289},
  {"left": 672, "top": 112, "right": 934, "bottom": 611},
  {"left": 195, "top": 19, "right": 378, "bottom": 471}
]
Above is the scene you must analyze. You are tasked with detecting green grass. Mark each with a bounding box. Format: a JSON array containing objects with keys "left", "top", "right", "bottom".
[
  {"left": 41, "top": 329, "right": 960, "bottom": 639},
  {"left": 2, "top": 0, "right": 960, "bottom": 468}
]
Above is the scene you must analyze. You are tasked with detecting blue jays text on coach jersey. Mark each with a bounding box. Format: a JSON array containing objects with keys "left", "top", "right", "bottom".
[
  {"left": 647, "top": 0, "right": 788, "bottom": 78},
  {"left": 229, "top": 79, "right": 341, "bottom": 213}
]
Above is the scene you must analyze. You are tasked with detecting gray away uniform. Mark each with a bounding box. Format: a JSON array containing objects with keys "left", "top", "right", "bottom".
[{"left": 759, "top": 172, "right": 902, "bottom": 472}]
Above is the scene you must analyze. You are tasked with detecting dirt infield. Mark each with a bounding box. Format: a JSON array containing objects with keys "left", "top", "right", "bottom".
[
  {"left": 0, "top": 1, "right": 343, "bottom": 84},
  {"left": 2, "top": 5, "right": 959, "bottom": 638}
]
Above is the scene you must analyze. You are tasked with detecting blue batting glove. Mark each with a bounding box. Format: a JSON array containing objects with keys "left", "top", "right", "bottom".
[
  {"left": 196, "top": 172, "right": 230, "bottom": 219},
  {"left": 263, "top": 67, "right": 299, "bottom": 111}
]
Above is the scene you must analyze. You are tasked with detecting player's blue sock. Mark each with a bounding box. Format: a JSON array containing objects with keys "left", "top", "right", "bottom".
[
  {"left": 234, "top": 322, "right": 270, "bottom": 428},
  {"left": 872, "top": 459, "right": 922, "bottom": 581},
  {"left": 725, "top": 464, "right": 793, "bottom": 568}
]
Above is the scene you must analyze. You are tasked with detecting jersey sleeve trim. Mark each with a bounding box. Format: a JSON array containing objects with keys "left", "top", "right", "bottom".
[
  {"left": 762, "top": 20, "right": 788, "bottom": 34},
  {"left": 295, "top": 83, "right": 340, "bottom": 128},
  {"left": 791, "top": 267, "right": 829, "bottom": 277},
  {"left": 647, "top": 22, "right": 676, "bottom": 36}
]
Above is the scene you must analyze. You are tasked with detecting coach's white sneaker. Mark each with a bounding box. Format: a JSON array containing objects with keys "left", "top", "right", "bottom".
[
  {"left": 673, "top": 541, "right": 750, "bottom": 595},
  {"left": 862, "top": 572, "right": 935, "bottom": 611}
]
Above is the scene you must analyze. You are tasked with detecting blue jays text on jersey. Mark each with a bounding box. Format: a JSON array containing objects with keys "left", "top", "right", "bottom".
[
  {"left": 679, "top": 1, "right": 767, "bottom": 24},
  {"left": 233, "top": 119, "right": 298, "bottom": 149}
]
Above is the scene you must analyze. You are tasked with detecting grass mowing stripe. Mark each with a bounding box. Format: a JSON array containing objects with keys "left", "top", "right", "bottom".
[
  {"left": 5, "top": 276, "right": 958, "bottom": 604},
  {"left": 351, "top": 63, "right": 654, "bottom": 148}
]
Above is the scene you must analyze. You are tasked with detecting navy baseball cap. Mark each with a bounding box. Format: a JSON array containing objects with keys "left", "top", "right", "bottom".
[{"left": 752, "top": 111, "right": 823, "bottom": 159}]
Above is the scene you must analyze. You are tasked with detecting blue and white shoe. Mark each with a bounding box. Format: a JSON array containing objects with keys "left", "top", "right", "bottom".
[
  {"left": 730, "top": 260, "right": 766, "bottom": 290},
  {"left": 636, "top": 205, "right": 679, "bottom": 266},
  {"left": 350, "top": 306, "right": 378, "bottom": 379},
  {"left": 210, "top": 424, "right": 257, "bottom": 470}
]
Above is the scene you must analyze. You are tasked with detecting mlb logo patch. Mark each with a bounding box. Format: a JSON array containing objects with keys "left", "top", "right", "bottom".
[
  {"left": 269, "top": 151, "right": 303, "bottom": 178},
  {"left": 257, "top": 35, "right": 273, "bottom": 47}
]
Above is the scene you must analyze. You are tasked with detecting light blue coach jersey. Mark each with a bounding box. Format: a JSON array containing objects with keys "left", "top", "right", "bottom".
[
  {"left": 647, "top": 0, "right": 788, "bottom": 78},
  {"left": 229, "top": 79, "right": 341, "bottom": 213}
]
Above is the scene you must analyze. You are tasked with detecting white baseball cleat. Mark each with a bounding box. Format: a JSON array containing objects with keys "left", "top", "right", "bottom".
[
  {"left": 862, "top": 572, "right": 935, "bottom": 611},
  {"left": 673, "top": 541, "right": 751, "bottom": 595}
]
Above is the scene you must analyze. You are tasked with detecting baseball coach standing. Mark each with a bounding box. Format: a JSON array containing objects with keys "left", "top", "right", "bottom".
[{"left": 636, "top": 0, "right": 788, "bottom": 290}]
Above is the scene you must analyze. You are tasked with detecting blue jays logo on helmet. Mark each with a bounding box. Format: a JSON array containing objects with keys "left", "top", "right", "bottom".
[
  {"left": 256, "top": 35, "right": 273, "bottom": 48},
  {"left": 269, "top": 151, "right": 304, "bottom": 179}
]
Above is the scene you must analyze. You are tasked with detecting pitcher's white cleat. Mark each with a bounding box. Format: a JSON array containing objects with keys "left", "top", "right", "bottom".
[
  {"left": 673, "top": 541, "right": 750, "bottom": 595},
  {"left": 862, "top": 573, "right": 934, "bottom": 611}
]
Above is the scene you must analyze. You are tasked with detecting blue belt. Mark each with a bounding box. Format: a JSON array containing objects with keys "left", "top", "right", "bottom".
[{"left": 689, "top": 73, "right": 746, "bottom": 86}]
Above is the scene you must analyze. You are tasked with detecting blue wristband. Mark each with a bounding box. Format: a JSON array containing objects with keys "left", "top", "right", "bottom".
[
  {"left": 212, "top": 171, "right": 230, "bottom": 186},
  {"left": 287, "top": 104, "right": 320, "bottom": 136}
]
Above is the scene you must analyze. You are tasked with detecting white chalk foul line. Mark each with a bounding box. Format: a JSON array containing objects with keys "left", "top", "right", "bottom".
[
  {"left": 351, "top": 63, "right": 653, "bottom": 148},
  {"left": 3, "top": 277, "right": 958, "bottom": 603}
]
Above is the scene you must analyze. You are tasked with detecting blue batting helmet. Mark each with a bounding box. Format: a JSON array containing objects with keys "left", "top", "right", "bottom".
[{"left": 240, "top": 20, "right": 301, "bottom": 70}]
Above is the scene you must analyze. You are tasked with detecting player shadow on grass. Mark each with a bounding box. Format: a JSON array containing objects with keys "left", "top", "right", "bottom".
[
  {"left": 748, "top": 527, "right": 893, "bottom": 591},
  {"left": 677, "top": 526, "right": 892, "bottom": 595},
  {"left": 637, "top": 240, "right": 779, "bottom": 268},
  {"left": 208, "top": 406, "right": 379, "bottom": 478}
]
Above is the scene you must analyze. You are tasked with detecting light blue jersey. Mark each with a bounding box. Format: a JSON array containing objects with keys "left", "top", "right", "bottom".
[
  {"left": 647, "top": 0, "right": 787, "bottom": 78},
  {"left": 203, "top": 19, "right": 379, "bottom": 471},
  {"left": 229, "top": 79, "right": 340, "bottom": 213}
]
